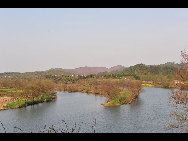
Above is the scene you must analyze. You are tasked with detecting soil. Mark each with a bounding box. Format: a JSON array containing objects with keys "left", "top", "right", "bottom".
[{"left": 0, "top": 97, "right": 13, "bottom": 110}]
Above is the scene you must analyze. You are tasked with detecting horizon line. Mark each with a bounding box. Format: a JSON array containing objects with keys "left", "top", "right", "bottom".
[{"left": 0, "top": 61, "right": 179, "bottom": 74}]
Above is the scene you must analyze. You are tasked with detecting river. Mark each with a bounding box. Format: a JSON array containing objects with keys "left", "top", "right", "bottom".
[{"left": 0, "top": 87, "right": 180, "bottom": 133}]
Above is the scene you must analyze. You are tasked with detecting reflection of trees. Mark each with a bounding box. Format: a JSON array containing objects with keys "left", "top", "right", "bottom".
[
  {"left": 129, "top": 95, "right": 143, "bottom": 108},
  {"left": 15, "top": 99, "right": 56, "bottom": 119},
  {"left": 169, "top": 50, "right": 188, "bottom": 132}
]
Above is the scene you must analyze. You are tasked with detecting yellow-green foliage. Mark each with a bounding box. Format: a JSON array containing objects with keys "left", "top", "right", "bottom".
[
  {"left": 0, "top": 88, "right": 23, "bottom": 97},
  {"left": 141, "top": 84, "right": 154, "bottom": 87}
]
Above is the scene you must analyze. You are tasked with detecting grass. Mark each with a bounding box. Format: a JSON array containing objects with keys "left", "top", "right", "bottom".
[
  {"left": 4, "top": 93, "right": 55, "bottom": 109},
  {"left": 141, "top": 80, "right": 178, "bottom": 89},
  {"left": 141, "top": 83, "right": 154, "bottom": 87},
  {"left": 0, "top": 87, "right": 55, "bottom": 109},
  {"left": 0, "top": 88, "right": 16, "bottom": 91},
  {"left": 102, "top": 92, "right": 130, "bottom": 107},
  {"left": 5, "top": 100, "right": 26, "bottom": 109},
  {"left": 0, "top": 88, "right": 23, "bottom": 96},
  {"left": 108, "top": 91, "right": 130, "bottom": 105}
]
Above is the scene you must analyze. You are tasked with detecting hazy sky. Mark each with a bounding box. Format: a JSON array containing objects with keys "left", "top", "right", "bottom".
[{"left": 0, "top": 8, "right": 188, "bottom": 73}]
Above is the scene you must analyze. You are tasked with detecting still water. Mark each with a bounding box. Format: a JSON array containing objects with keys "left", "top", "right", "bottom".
[{"left": 0, "top": 87, "right": 178, "bottom": 133}]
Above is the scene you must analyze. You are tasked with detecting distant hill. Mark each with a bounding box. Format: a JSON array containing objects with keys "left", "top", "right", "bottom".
[
  {"left": 108, "top": 65, "right": 125, "bottom": 72},
  {"left": 62, "top": 65, "right": 125, "bottom": 75},
  {"left": 74, "top": 66, "right": 108, "bottom": 75},
  {"left": 0, "top": 68, "right": 71, "bottom": 79},
  {"left": 112, "top": 62, "right": 180, "bottom": 78},
  {"left": 45, "top": 68, "right": 72, "bottom": 76},
  {"left": 0, "top": 62, "right": 179, "bottom": 78},
  {"left": 0, "top": 65, "right": 125, "bottom": 78}
]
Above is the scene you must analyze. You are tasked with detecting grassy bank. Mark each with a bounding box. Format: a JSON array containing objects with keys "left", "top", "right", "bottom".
[
  {"left": 102, "top": 91, "right": 130, "bottom": 107},
  {"left": 0, "top": 88, "right": 56, "bottom": 110},
  {"left": 4, "top": 93, "right": 56, "bottom": 109},
  {"left": 141, "top": 80, "right": 188, "bottom": 90},
  {"left": 0, "top": 78, "right": 142, "bottom": 109},
  {"left": 0, "top": 79, "right": 57, "bottom": 110}
]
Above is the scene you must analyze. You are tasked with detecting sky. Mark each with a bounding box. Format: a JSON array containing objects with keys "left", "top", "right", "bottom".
[{"left": 0, "top": 8, "right": 188, "bottom": 73}]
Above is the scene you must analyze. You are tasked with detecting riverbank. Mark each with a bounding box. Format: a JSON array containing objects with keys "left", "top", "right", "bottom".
[
  {"left": 0, "top": 94, "right": 56, "bottom": 111},
  {"left": 0, "top": 97, "right": 13, "bottom": 110},
  {"left": 1, "top": 79, "right": 177, "bottom": 110},
  {"left": 0, "top": 78, "right": 142, "bottom": 110},
  {"left": 0, "top": 88, "right": 56, "bottom": 111},
  {"left": 5, "top": 94, "right": 56, "bottom": 110},
  {"left": 0, "top": 79, "right": 57, "bottom": 111},
  {"left": 141, "top": 80, "right": 177, "bottom": 89}
]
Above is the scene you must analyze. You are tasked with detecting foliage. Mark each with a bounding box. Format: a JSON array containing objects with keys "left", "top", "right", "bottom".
[
  {"left": 169, "top": 50, "right": 188, "bottom": 132},
  {"left": 5, "top": 93, "right": 54, "bottom": 109},
  {"left": 0, "top": 78, "right": 56, "bottom": 110},
  {"left": 57, "top": 78, "right": 142, "bottom": 106}
]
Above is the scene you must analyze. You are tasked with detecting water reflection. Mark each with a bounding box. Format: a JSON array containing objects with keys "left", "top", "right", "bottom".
[
  {"left": 14, "top": 100, "right": 57, "bottom": 119},
  {"left": 129, "top": 95, "right": 144, "bottom": 110},
  {"left": 103, "top": 106, "right": 121, "bottom": 116}
]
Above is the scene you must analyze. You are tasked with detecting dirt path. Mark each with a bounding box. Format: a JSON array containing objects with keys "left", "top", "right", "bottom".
[{"left": 0, "top": 97, "right": 13, "bottom": 110}]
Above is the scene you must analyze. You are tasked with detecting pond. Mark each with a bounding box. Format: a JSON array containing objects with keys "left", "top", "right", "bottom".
[{"left": 0, "top": 87, "right": 179, "bottom": 133}]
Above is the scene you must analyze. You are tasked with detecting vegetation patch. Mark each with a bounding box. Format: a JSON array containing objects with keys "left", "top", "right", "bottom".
[
  {"left": 57, "top": 78, "right": 142, "bottom": 107},
  {"left": 142, "top": 83, "right": 154, "bottom": 87},
  {"left": 0, "top": 78, "right": 56, "bottom": 110},
  {"left": 102, "top": 102, "right": 121, "bottom": 107},
  {"left": 5, "top": 93, "right": 55, "bottom": 109},
  {"left": 0, "top": 72, "right": 143, "bottom": 109}
]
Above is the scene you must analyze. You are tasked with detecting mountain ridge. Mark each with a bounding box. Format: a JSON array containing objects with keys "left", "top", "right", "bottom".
[
  {"left": 62, "top": 65, "right": 125, "bottom": 75},
  {"left": 0, "top": 62, "right": 179, "bottom": 78}
]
